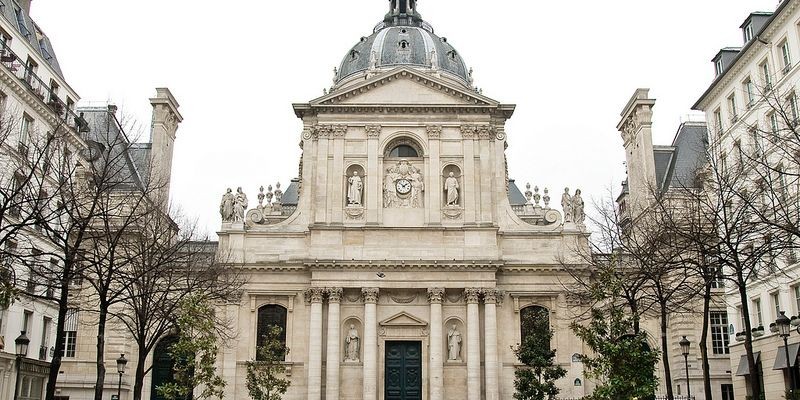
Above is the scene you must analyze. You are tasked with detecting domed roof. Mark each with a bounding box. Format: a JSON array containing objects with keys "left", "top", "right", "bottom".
[{"left": 335, "top": 1, "right": 470, "bottom": 87}]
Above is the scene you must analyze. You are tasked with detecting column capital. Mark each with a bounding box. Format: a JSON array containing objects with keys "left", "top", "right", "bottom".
[
  {"left": 464, "top": 288, "right": 481, "bottom": 304},
  {"left": 305, "top": 287, "right": 325, "bottom": 303},
  {"left": 327, "top": 287, "right": 343, "bottom": 303},
  {"left": 482, "top": 289, "right": 505, "bottom": 305},
  {"left": 427, "top": 288, "right": 445, "bottom": 304},
  {"left": 362, "top": 287, "right": 380, "bottom": 304}
]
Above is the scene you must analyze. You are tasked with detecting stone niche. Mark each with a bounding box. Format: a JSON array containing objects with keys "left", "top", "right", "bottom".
[
  {"left": 342, "top": 317, "right": 363, "bottom": 363},
  {"left": 443, "top": 317, "right": 465, "bottom": 363},
  {"left": 345, "top": 163, "right": 366, "bottom": 221},
  {"left": 441, "top": 164, "right": 463, "bottom": 220}
]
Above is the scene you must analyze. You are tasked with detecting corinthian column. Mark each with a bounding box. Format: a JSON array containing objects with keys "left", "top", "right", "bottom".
[
  {"left": 427, "top": 288, "right": 445, "bottom": 400},
  {"left": 325, "top": 288, "right": 343, "bottom": 400},
  {"left": 306, "top": 288, "right": 325, "bottom": 400},
  {"left": 362, "top": 288, "right": 380, "bottom": 400},
  {"left": 483, "top": 289, "right": 500, "bottom": 400},
  {"left": 465, "top": 288, "right": 482, "bottom": 400}
]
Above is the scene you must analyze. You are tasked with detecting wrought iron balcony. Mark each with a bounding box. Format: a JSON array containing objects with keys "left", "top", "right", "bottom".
[{"left": 0, "top": 41, "right": 89, "bottom": 137}]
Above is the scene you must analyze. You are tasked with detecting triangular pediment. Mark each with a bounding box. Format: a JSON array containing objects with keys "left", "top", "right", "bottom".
[
  {"left": 379, "top": 311, "right": 428, "bottom": 327},
  {"left": 311, "top": 67, "right": 498, "bottom": 107}
]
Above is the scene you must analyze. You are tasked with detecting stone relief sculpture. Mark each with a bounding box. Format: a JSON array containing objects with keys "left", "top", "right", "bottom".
[
  {"left": 219, "top": 188, "right": 235, "bottom": 222},
  {"left": 384, "top": 160, "right": 424, "bottom": 208},
  {"left": 444, "top": 172, "right": 459, "bottom": 206},
  {"left": 447, "top": 324, "right": 462, "bottom": 361},
  {"left": 561, "top": 188, "right": 573, "bottom": 223},
  {"left": 233, "top": 187, "right": 248, "bottom": 222},
  {"left": 345, "top": 324, "right": 360, "bottom": 362},
  {"left": 572, "top": 189, "right": 585, "bottom": 224},
  {"left": 347, "top": 171, "right": 363, "bottom": 206}
]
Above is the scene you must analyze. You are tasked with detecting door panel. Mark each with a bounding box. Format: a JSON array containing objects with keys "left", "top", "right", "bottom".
[{"left": 385, "top": 341, "right": 422, "bottom": 400}]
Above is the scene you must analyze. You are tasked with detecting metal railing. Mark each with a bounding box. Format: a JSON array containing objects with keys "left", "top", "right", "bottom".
[{"left": 0, "top": 41, "right": 88, "bottom": 136}]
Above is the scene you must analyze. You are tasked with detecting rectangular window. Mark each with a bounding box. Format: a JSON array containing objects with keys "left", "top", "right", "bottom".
[
  {"left": 753, "top": 299, "right": 763, "bottom": 327},
  {"left": 744, "top": 77, "right": 755, "bottom": 107},
  {"left": 728, "top": 94, "right": 738, "bottom": 122},
  {"left": 711, "top": 311, "right": 730, "bottom": 355},
  {"left": 24, "top": 56, "right": 37, "bottom": 87},
  {"left": 770, "top": 112, "right": 780, "bottom": 134},
  {"left": 722, "top": 384, "right": 735, "bottom": 400},
  {"left": 62, "top": 308, "right": 77, "bottom": 358},
  {"left": 40, "top": 316, "right": 50, "bottom": 360},
  {"left": 716, "top": 59, "right": 724, "bottom": 76},
  {"left": 781, "top": 40, "right": 793, "bottom": 74},
  {"left": 734, "top": 140, "right": 744, "bottom": 172},
  {"left": 772, "top": 292, "right": 782, "bottom": 319},
  {"left": 710, "top": 267, "right": 725, "bottom": 289},
  {"left": 26, "top": 248, "right": 40, "bottom": 293},
  {"left": 789, "top": 93, "right": 799, "bottom": 124},
  {"left": 22, "top": 310, "right": 32, "bottom": 336},
  {"left": 19, "top": 113, "right": 32, "bottom": 155},
  {"left": 48, "top": 80, "right": 58, "bottom": 105},
  {"left": 795, "top": 286, "right": 800, "bottom": 314},
  {"left": 762, "top": 61, "right": 773, "bottom": 89},
  {"left": 714, "top": 109, "right": 723, "bottom": 134},
  {"left": 750, "top": 127, "right": 762, "bottom": 156}
]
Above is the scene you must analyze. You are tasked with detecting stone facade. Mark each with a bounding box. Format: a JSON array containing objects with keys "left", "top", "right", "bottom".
[{"left": 216, "top": 4, "right": 593, "bottom": 399}]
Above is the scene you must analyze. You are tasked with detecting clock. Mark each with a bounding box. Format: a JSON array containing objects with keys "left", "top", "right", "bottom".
[{"left": 396, "top": 179, "right": 412, "bottom": 195}]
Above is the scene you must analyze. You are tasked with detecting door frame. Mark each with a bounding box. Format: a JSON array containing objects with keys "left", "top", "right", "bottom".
[{"left": 379, "top": 337, "right": 428, "bottom": 400}]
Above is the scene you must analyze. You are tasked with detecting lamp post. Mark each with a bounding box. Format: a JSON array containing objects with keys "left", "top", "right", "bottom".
[
  {"left": 680, "top": 336, "right": 691, "bottom": 400},
  {"left": 13, "top": 331, "right": 29, "bottom": 400},
  {"left": 778, "top": 311, "right": 795, "bottom": 396},
  {"left": 116, "top": 353, "right": 127, "bottom": 400}
]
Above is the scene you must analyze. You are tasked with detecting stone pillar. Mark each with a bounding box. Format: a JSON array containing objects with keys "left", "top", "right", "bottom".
[
  {"left": 326, "top": 288, "right": 343, "bottom": 400},
  {"left": 465, "top": 288, "right": 482, "bottom": 400},
  {"left": 306, "top": 288, "right": 325, "bottom": 400},
  {"left": 362, "top": 288, "right": 380, "bottom": 400},
  {"left": 483, "top": 289, "right": 500, "bottom": 400},
  {"left": 428, "top": 288, "right": 445, "bottom": 400}
]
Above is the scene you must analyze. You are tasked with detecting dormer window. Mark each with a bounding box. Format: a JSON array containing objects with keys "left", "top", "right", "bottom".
[
  {"left": 743, "top": 22, "right": 754, "bottom": 43},
  {"left": 715, "top": 59, "right": 724, "bottom": 76}
]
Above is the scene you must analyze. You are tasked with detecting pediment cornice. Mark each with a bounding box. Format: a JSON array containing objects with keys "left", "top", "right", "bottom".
[{"left": 294, "top": 67, "right": 515, "bottom": 118}]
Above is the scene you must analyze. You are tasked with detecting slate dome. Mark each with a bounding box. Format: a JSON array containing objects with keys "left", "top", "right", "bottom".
[{"left": 335, "top": 0, "right": 470, "bottom": 87}]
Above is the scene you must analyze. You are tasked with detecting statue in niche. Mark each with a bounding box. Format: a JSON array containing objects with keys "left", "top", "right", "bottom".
[
  {"left": 345, "top": 324, "right": 360, "bottom": 362},
  {"left": 561, "top": 188, "right": 573, "bottom": 223},
  {"left": 384, "top": 160, "right": 424, "bottom": 208},
  {"left": 444, "top": 172, "right": 459, "bottom": 206},
  {"left": 233, "top": 187, "right": 248, "bottom": 222},
  {"left": 448, "top": 324, "right": 462, "bottom": 361},
  {"left": 219, "top": 188, "right": 235, "bottom": 222},
  {"left": 573, "top": 189, "right": 585, "bottom": 224},
  {"left": 347, "top": 171, "right": 363, "bottom": 206}
]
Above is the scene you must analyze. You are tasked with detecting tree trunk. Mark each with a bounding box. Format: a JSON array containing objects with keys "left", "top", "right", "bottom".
[
  {"left": 94, "top": 302, "right": 108, "bottom": 400},
  {"left": 45, "top": 261, "right": 72, "bottom": 400},
  {"left": 133, "top": 347, "right": 148, "bottom": 400},
  {"left": 699, "top": 285, "right": 713, "bottom": 400},
  {"left": 660, "top": 301, "right": 674, "bottom": 400},
  {"left": 737, "top": 273, "right": 761, "bottom": 400}
]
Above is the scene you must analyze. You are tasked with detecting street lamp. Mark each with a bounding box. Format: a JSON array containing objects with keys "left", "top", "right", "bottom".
[
  {"left": 13, "top": 331, "right": 29, "bottom": 400},
  {"left": 116, "top": 353, "right": 127, "bottom": 400},
  {"left": 680, "top": 336, "right": 691, "bottom": 400},
  {"left": 777, "top": 311, "right": 795, "bottom": 396}
]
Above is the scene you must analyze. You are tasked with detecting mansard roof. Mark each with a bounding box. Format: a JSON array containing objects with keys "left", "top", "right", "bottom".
[
  {"left": 0, "top": 4, "right": 64, "bottom": 78},
  {"left": 654, "top": 122, "right": 708, "bottom": 192}
]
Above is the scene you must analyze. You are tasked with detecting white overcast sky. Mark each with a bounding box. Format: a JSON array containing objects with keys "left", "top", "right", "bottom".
[{"left": 31, "top": 0, "right": 779, "bottom": 236}]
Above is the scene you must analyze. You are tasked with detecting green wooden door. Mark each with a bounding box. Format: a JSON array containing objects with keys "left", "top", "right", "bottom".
[{"left": 385, "top": 341, "right": 422, "bottom": 400}]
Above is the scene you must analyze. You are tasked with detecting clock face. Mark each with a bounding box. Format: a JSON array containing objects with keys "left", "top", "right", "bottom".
[{"left": 396, "top": 179, "right": 412, "bottom": 195}]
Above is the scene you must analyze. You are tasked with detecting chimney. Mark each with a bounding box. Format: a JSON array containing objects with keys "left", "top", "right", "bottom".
[{"left": 149, "top": 88, "right": 182, "bottom": 209}]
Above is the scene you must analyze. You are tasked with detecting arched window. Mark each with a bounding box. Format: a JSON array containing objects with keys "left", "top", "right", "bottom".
[
  {"left": 384, "top": 137, "right": 423, "bottom": 158},
  {"left": 520, "top": 305, "right": 550, "bottom": 349},
  {"left": 389, "top": 145, "right": 418, "bottom": 158},
  {"left": 257, "top": 305, "right": 287, "bottom": 360}
]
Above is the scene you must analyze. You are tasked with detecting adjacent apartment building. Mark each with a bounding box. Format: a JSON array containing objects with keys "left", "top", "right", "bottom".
[
  {"left": 0, "top": 0, "right": 86, "bottom": 399},
  {"left": 692, "top": 0, "right": 800, "bottom": 398}
]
